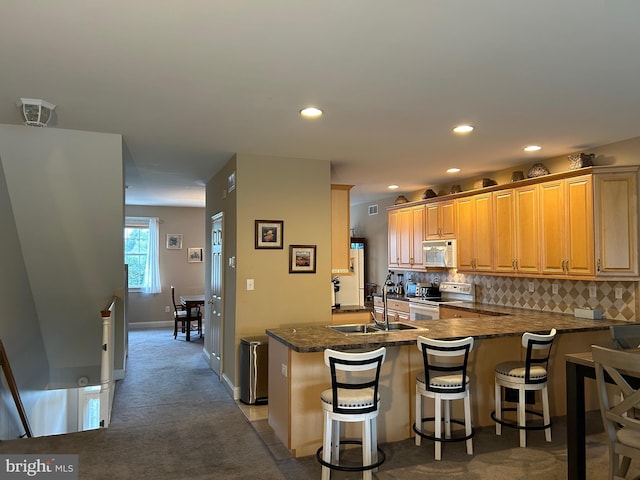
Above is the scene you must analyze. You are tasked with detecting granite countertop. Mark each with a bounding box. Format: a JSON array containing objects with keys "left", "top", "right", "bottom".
[
  {"left": 266, "top": 303, "right": 632, "bottom": 353},
  {"left": 331, "top": 304, "right": 372, "bottom": 314}
]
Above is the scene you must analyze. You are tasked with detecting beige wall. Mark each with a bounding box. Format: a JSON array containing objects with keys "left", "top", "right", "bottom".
[
  {"left": 207, "top": 153, "right": 331, "bottom": 392},
  {"left": 125, "top": 205, "right": 206, "bottom": 325}
]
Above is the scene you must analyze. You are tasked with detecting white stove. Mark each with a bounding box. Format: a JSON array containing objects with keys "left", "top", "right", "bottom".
[{"left": 408, "top": 282, "right": 475, "bottom": 320}]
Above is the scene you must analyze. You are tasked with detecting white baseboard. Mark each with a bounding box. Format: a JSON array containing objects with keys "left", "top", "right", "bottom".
[
  {"left": 128, "top": 321, "right": 173, "bottom": 329},
  {"left": 113, "top": 369, "right": 125, "bottom": 380},
  {"left": 222, "top": 373, "right": 239, "bottom": 400}
]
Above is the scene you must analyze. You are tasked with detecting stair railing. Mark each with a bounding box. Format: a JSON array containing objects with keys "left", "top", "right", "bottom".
[{"left": 0, "top": 339, "right": 32, "bottom": 438}]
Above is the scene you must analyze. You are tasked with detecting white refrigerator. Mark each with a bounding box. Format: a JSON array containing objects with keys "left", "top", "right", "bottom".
[{"left": 336, "top": 248, "right": 365, "bottom": 307}]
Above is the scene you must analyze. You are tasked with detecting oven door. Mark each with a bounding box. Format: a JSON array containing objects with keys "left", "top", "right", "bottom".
[{"left": 409, "top": 302, "right": 440, "bottom": 321}]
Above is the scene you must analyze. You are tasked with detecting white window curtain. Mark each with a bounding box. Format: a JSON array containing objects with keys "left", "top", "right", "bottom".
[{"left": 143, "top": 217, "right": 162, "bottom": 294}]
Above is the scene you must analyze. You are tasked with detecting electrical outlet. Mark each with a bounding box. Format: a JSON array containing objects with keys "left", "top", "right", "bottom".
[
  {"left": 589, "top": 285, "right": 597, "bottom": 298},
  {"left": 165, "top": 306, "right": 170, "bottom": 313},
  {"left": 552, "top": 284, "right": 559, "bottom": 295},
  {"left": 528, "top": 282, "right": 534, "bottom": 293},
  {"left": 615, "top": 287, "right": 623, "bottom": 299},
  {"left": 281, "top": 363, "right": 287, "bottom": 378},
  {"left": 247, "top": 278, "right": 254, "bottom": 291}
]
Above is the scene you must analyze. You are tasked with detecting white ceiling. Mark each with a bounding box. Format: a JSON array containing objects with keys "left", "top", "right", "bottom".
[{"left": 2, "top": 1, "right": 640, "bottom": 207}]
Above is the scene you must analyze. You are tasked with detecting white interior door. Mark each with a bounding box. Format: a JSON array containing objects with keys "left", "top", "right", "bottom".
[{"left": 209, "top": 213, "right": 223, "bottom": 377}]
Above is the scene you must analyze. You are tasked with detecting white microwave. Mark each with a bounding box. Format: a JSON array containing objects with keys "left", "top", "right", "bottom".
[{"left": 422, "top": 239, "right": 457, "bottom": 268}]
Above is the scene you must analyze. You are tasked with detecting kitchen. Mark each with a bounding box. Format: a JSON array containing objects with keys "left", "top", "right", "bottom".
[{"left": 265, "top": 148, "right": 640, "bottom": 469}]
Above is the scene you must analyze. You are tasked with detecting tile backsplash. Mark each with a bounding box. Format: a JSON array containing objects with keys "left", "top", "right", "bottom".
[{"left": 402, "top": 271, "right": 638, "bottom": 322}]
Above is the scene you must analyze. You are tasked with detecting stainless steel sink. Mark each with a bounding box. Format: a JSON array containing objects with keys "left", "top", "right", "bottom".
[
  {"left": 328, "top": 322, "right": 428, "bottom": 335},
  {"left": 328, "top": 324, "right": 384, "bottom": 335}
]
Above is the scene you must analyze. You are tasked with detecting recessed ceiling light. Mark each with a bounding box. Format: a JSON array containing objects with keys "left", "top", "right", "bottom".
[
  {"left": 523, "top": 145, "right": 542, "bottom": 152},
  {"left": 447, "top": 168, "right": 461, "bottom": 173},
  {"left": 453, "top": 125, "right": 474, "bottom": 134},
  {"left": 388, "top": 185, "right": 399, "bottom": 190},
  {"left": 300, "top": 107, "right": 323, "bottom": 118}
]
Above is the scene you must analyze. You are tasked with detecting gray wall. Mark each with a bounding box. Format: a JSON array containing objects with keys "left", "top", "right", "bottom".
[
  {"left": 125, "top": 205, "right": 206, "bottom": 325},
  {"left": 0, "top": 124, "right": 124, "bottom": 389}
]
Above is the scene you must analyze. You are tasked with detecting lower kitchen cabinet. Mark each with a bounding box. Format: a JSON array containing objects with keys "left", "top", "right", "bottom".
[{"left": 373, "top": 296, "right": 410, "bottom": 322}]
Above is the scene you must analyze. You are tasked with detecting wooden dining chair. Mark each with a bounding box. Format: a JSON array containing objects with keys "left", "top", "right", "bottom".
[
  {"left": 171, "top": 286, "right": 202, "bottom": 339},
  {"left": 610, "top": 324, "right": 640, "bottom": 350},
  {"left": 592, "top": 345, "right": 640, "bottom": 480}
]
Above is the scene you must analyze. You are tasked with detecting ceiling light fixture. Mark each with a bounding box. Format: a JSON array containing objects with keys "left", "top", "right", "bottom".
[
  {"left": 447, "top": 168, "right": 461, "bottom": 173},
  {"left": 523, "top": 145, "right": 542, "bottom": 152},
  {"left": 300, "top": 107, "right": 323, "bottom": 118},
  {"left": 17, "top": 98, "right": 56, "bottom": 127},
  {"left": 453, "top": 125, "right": 474, "bottom": 134},
  {"left": 388, "top": 185, "right": 399, "bottom": 190}
]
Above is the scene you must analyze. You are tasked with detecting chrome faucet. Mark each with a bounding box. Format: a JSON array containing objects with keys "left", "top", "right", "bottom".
[{"left": 371, "top": 271, "right": 394, "bottom": 331}]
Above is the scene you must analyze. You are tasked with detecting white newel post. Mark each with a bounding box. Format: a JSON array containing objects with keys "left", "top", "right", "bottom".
[{"left": 99, "top": 308, "right": 113, "bottom": 428}]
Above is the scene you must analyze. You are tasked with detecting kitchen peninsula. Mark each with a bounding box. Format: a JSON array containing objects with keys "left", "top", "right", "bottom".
[{"left": 266, "top": 305, "right": 630, "bottom": 457}]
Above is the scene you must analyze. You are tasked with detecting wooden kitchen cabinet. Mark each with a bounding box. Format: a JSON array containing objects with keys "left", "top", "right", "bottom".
[
  {"left": 373, "top": 296, "right": 410, "bottom": 322},
  {"left": 331, "top": 184, "right": 353, "bottom": 274},
  {"left": 539, "top": 175, "right": 594, "bottom": 276},
  {"left": 456, "top": 192, "right": 493, "bottom": 272},
  {"left": 493, "top": 185, "right": 540, "bottom": 274},
  {"left": 593, "top": 167, "right": 638, "bottom": 277},
  {"left": 388, "top": 204, "right": 425, "bottom": 270},
  {"left": 425, "top": 200, "right": 455, "bottom": 239}
]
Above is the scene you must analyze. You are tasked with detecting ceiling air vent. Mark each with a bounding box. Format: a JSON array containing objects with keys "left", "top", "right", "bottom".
[{"left": 368, "top": 204, "right": 378, "bottom": 216}]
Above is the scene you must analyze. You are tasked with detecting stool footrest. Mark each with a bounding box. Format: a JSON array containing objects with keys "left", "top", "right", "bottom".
[
  {"left": 413, "top": 417, "right": 475, "bottom": 443},
  {"left": 316, "top": 440, "right": 385, "bottom": 472},
  {"left": 491, "top": 408, "right": 552, "bottom": 431}
]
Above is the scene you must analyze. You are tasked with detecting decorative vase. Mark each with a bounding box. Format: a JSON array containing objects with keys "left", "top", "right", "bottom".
[
  {"left": 527, "top": 163, "right": 550, "bottom": 178},
  {"left": 422, "top": 189, "right": 437, "bottom": 199},
  {"left": 510, "top": 171, "right": 525, "bottom": 182},
  {"left": 568, "top": 153, "right": 595, "bottom": 170}
]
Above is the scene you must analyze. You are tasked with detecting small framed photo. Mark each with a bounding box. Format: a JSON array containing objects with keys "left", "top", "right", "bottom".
[
  {"left": 166, "top": 234, "right": 183, "bottom": 249},
  {"left": 289, "top": 245, "right": 316, "bottom": 273},
  {"left": 255, "top": 220, "right": 284, "bottom": 249},
  {"left": 188, "top": 248, "right": 203, "bottom": 263}
]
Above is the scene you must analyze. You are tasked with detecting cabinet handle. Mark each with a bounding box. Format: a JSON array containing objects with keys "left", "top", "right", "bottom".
[
  {"left": 512, "top": 259, "right": 516, "bottom": 270},
  {"left": 597, "top": 258, "right": 601, "bottom": 272}
]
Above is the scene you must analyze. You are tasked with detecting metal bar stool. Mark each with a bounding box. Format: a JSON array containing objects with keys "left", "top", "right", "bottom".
[
  {"left": 316, "top": 347, "right": 386, "bottom": 480},
  {"left": 492, "top": 328, "right": 556, "bottom": 447},
  {"left": 414, "top": 335, "right": 474, "bottom": 460}
]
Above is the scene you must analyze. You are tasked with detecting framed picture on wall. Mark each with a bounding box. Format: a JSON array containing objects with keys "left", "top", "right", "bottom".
[
  {"left": 166, "top": 234, "right": 183, "bottom": 249},
  {"left": 289, "top": 245, "right": 316, "bottom": 273},
  {"left": 255, "top": 220, "right": 284, "bottom": 249},
  {"left": 188, "top": 248, "right": 203, "bottom": 263}
]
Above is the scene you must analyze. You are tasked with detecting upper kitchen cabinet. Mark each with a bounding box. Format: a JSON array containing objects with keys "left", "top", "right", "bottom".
[
  {"left": 388, "top": 204, "right": 425, "bottom": 270},
  {"left": 425, "top": 200, "right": 455, "bottom": 239},
  {"left": 331, "top": 184, "right": 353, "bottom": 274},
  {"left": 456, "top": 192, "right": 493, "bottom": 272},
  {"left": 593, "top": 167, "right": 638, "bottom": 277},
  {"left": 539, "top": 175, "right": 594, "bottom": 276},
  {"left": 493, "top": 185, "right": 540, "bottom": 274}
]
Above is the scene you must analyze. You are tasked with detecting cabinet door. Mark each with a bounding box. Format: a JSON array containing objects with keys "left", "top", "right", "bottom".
[
  {"left": 565, "top": 176, "right": 594, "bottom": 276},
  {"left": 474, "top": 193, "right": 494, "bottom": 271},
  {"left": 594, "top": 170, "right": 637, "bottom": 276},
  {"left": 493, "top": 190, "right": 516, "bottom": 272},
  {"left": 455, "top": 197, "right": 475, "bottom": 271},
  {"left": 540, "top": 180, "right": 566, "bottom": 275},
  {"left": 514, "top": 185, "right": 540, "bottom": 273},
  {"left": 388, "top": 210, "right": 400, "bottom": 267},
  {"left": 425, "top": 203, "right": 441, "bottom": 239},
  {"left": 410, "top": 205, "right": 425, "bottom": 267},
  {"left": 440, "top": 201, "right": 456, "bottom": 238},
  {"left": 398, "top": 208, "right": 413, "bottom": 267},
  {"left": 331, "top": 185, "right": 352, "bottom": 273}
]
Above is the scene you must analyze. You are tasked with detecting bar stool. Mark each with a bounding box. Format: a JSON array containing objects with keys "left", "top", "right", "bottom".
[
  {"left": 492, "top": 328, "right": 556, "bottom": 447},
  {"left": 413, "top": 336, "right": 474, "bottom": 460},
  {"left": 316, "top": 347, "right": 386, "bottom": 480}
]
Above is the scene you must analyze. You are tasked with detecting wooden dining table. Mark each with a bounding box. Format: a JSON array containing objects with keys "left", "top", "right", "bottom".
[
  {"left": 179, "top": 294, "right": 205, "bottom": 342},
  {"left": 565, "top": 348, "right": 640, "bottom": 480}
]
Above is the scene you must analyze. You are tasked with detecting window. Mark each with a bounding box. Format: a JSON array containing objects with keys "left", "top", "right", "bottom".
[{"left": 125, "top": 217, "right": 161, "bottom": 293}]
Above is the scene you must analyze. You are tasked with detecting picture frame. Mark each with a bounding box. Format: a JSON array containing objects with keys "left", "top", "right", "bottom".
[
  {"left": 289, "top": 244, "right": 316, "bottom": 273},
  {"left": 255, "top": 220, "right": 284, "bottom": 249},
  {"left": 188, "top": 248, "right": 203, "bottom": 263},
  {"left": 166, "top": 234, "right": 183, "bottom": 249}
]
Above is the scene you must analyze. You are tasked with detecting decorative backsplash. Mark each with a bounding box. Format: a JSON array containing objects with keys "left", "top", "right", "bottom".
[{"left": 402, "top": 271, "right": 638, "bottom": 322}]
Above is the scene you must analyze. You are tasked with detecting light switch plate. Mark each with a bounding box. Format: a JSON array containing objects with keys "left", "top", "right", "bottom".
[
  {"left": 615, "top": 287, "right": 623, "bottom": 299},
  {"left": 589, "top": 285, "right": 597, "bottom": 298},
  {"left": 528, "top": 282, "right": 534, "bottom": 293},
  {"left": 247, "top": 279, "right": 254, "bottom": 291},
  {"left": 552, "top": 284, "right": 559, "bottom": 295}
]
